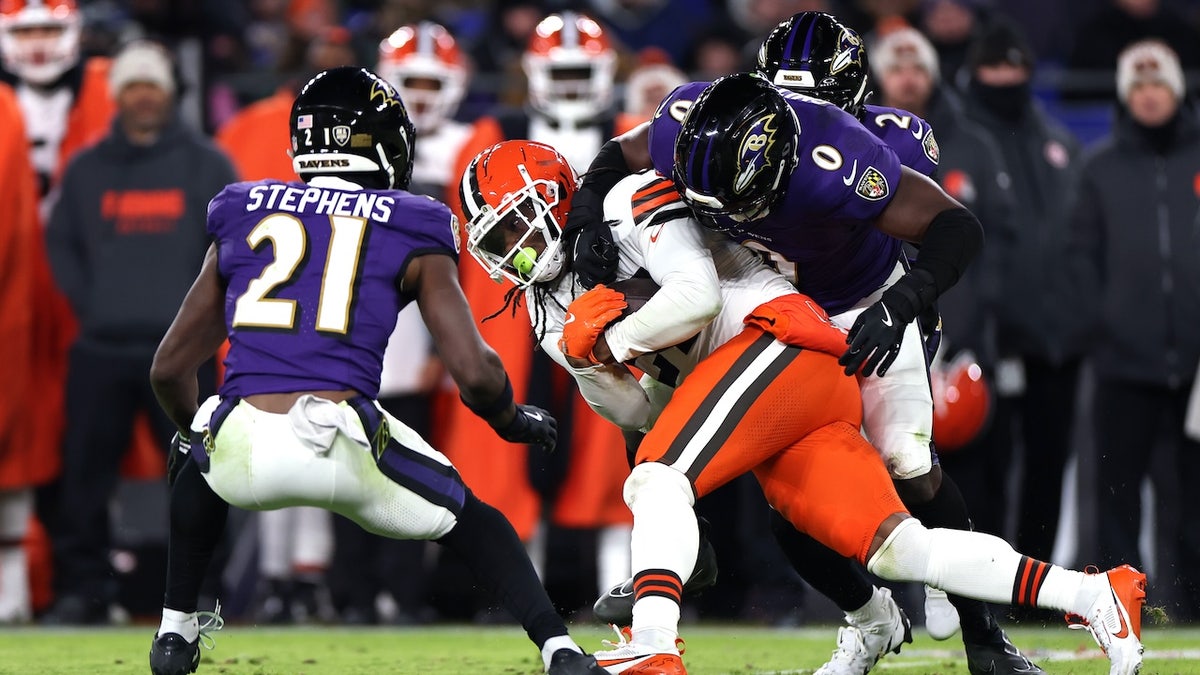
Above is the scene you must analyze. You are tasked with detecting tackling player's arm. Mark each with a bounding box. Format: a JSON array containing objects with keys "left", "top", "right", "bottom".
[
  {"left": 873, "top": 167, "right": 984, "bottom": 319},
  {"left": 406, "top": 252, "right": 558, "bottom": 451},
  {"left": 564, "top": 123, "right": 655, "bottom": 288},
  {"left": 405, "top": 253, "right": 511, "bottom": 424},
  {"left": 840, "top": 167, "right": 985, "bottom": 376},
  {"left": 150, "top": 243, "right": 229, "bottom": 434}
]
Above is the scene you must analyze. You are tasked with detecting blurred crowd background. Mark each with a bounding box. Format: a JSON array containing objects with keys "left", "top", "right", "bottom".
[{"left": 2, "top": 0, "right": 1200, "bottom": 636}]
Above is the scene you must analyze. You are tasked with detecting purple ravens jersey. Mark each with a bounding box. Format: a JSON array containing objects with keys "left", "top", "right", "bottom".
[
  {"left": 207, "top": 179, "right": 458, "bottom": 398},
  {"left": 649, "top": 82, "right": 903, "bottom": 314},
  {"left": 862, "top": 104, "right": 939, "bottom": 178}
]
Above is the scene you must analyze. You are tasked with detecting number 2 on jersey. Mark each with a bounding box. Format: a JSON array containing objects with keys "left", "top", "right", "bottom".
[{"left": 232, "top": 213, "right": 367, "bottom": 335}]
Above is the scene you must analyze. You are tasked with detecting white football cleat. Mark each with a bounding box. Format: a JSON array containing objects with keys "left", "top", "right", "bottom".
[
  {"left": 1068, "top": 565, "right": 1146, "bottom": 675},
  {"left": 816, "top": 586, "right": 912, "bottom": 674},
  {"left": 924, "top": 584, "right": 960, "bottom": 641},
  {"left": 593, "top": 626, "right": 686, "bottom": 674}
]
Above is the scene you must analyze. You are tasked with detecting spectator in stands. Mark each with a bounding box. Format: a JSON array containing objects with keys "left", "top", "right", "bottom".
[
  {"left": 918, "top": 0, "right": 988, "bottom": 88},
  {"left": 468, "top": 0, "right": 546, "bottom": 107},
  {"left": 1067, "top": 0, "right": 1200, "bottom": 101},
  {"left": 1069, "top": 39, "right": 1200, "bottom": 622},
  {"left": 961, "top": 20, "right": 1087, "bottom": 566},
  {"left": 41, "top": 41, "right": 235, "bottom": 624},
  {"left": 615, "top": 50, "right": 686, "bottom": 134},
  {"left": 871, "top": 26, "right": 1012, "bottom": 379},
  {"left": 584, "top": 0, "right": 719, "bottom": 67}
]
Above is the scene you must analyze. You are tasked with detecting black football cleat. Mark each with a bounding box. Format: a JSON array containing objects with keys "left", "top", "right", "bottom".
[
  {"left": 547, "top": 648, "right": 607, "bottom": 674},
  {"left": 149, "top": 633, "right": 200, "bottom": 675},
  {"left": 964, "top": 627, "right": 1046, "bottom": 675},
  {"left": 593, "top": 517, "right": 719, "bottom": 625}
]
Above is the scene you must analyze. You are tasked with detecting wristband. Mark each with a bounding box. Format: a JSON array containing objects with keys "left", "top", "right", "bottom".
[{"left": 460, "top": 376, "right": 514, "bottom": 418}]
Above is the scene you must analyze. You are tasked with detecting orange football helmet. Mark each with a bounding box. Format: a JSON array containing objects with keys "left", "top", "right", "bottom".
[
  {"left": 0, "top": 0, "right": 80, "bottom": 85},
  {"left": 377, "top": 22, "right": 466, "bottom": 134},
  {"left": 931, "top": 350, "right": 992, "bottom": 452},
  {"left": 523, "top": 11, "right": 616, "bottom": 123},
  {"left": 459, "top": 140, "right": 579, "bottom": 288}
]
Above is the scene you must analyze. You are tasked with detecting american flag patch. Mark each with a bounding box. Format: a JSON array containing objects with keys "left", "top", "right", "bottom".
[{"left": 296, "top": 114, "right": 313, "bottom": 129}]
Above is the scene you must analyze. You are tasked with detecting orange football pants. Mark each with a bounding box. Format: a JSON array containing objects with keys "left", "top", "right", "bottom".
[{"left": 635, "top": 327, "right": 908, "bottom": 564}]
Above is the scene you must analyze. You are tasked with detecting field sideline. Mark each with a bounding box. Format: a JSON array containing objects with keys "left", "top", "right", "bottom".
[{"left": 1, "top": 625, "right": 1199, "bottom": 674}]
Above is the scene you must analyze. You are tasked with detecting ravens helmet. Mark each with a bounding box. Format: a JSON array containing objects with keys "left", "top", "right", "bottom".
[
  {"left": 672, "top": 72, "right": 798, "bottom": 228},
  {"left": 290, "top": 66, "right": 416, "bottom": 190},
  {"left": 756, "top": 12, "right": 870, "bottom": 118}
]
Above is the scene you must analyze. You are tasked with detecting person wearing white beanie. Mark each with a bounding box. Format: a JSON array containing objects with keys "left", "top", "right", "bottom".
[
  {"left": 870, "top": 27, "right": 941, "bottom": 118},
  {"left": 107, "top": 40, "right": 175, "bottom": 147},
  {"left": 1069, "top": 36, "right": 1200, "bottom": 624},
  {"left": 1117, "top": 39, "right": 1185, "bottom": 127},
  {"left": 109, "top": 40, "right": 175, "bottom": 97}
]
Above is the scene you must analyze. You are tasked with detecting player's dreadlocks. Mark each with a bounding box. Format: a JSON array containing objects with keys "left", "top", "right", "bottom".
[{"left": 482, "top": 256, "right": 575, "bottom": 348}]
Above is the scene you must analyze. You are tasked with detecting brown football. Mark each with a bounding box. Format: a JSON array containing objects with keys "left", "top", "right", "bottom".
[{"left": 607, "top": 276, "right": 661, "bottom": 318}]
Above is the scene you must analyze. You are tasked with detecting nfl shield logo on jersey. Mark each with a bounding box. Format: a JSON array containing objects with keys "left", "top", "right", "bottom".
[
  {"left": 855, "top": 167, "right": 890, "bottom": 200},
  {"left": 923, "top": 132, "right": 940, "bottom": 164}
]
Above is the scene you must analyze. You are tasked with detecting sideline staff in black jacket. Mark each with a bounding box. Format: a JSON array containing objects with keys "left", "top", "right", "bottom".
[
  {"left": 43, "top": 40, "right": 236, "bottom": 624},
  {"left": 1070, "top": 39, "right": 1200, "bottom": 622}
]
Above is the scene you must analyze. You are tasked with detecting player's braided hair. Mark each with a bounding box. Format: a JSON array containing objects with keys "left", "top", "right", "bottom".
[{"left": 482, "top": 255, "right": 575, "bottom": 348}]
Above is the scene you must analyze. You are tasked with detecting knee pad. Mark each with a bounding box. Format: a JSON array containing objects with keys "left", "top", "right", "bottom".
[{"left": 623, "top": 462, "right": 694, "bottom": 510}]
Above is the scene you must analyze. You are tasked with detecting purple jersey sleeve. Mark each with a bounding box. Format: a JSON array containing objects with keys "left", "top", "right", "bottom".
[
  {"left": 647, "top": 81, "right": 711, "bottom": 177},
  {"left": 862, "top": 104, "right": 939, "bottom": 177},
  {"left": 774, "top": 91, "right": 903, "bottom": 224},
  {"left": 209, "top": 180, "right": 458, "bottom": 399},
  {"left": 739, "top": 94, "right": 905, "bottom": 314}
]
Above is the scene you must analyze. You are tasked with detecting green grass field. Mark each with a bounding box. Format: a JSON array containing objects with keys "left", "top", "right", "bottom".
[{"left": 1, "top": 624, "right": 1199, "bottom": 674}]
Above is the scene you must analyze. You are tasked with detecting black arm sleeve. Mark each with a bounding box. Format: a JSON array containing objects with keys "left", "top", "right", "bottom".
[
  {"left": 563, "top": 139, "right": 632, "bottom": 237},
  {"left": 882, "top": 207, "right": 984, "bottom": 323}
]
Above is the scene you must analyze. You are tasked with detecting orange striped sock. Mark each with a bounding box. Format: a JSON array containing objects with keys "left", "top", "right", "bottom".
[
  {"left": 1011, "top": 555, "right": 1052, "bottom": 607},
  {"left": 634, "top": 568, "right": 683, "bottom": 605}
]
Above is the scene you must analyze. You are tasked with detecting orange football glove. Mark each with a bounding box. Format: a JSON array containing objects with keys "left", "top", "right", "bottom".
[
  {"left": 743, "top": 294, "right": 849, "bottom": 357},
  {"left": 559, "top": 284, "right": 628, "bottom": 363}
]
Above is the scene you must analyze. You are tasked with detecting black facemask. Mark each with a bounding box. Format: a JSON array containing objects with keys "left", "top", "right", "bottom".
[{"left": 969, "top": 78, "right": 1032, "bottom": 122}]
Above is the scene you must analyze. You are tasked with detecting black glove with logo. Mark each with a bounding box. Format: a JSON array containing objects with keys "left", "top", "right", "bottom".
[
  {"left": 839, "top": 297, "right": 911, "bottom": 377},
  {"left": 564, "top": 138, "right": 629, "bottom": 288},
  {"left": 567, "top": 215, "right": 619, "bottom": 289},
  {"left": 494, "top": 404, "right": 558, "bottom": 454},
  {"left": 168, "top": 431, "right": 191, "bottom": 487}
]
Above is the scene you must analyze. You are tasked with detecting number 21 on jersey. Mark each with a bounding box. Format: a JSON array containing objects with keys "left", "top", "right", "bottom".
[{"left": 232, "top": 213, "right": 367, "bottom": 335}]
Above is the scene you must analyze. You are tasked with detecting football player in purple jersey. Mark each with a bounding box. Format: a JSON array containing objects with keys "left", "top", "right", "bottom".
[
  {"left": 746, "top": 14, "right": 1040, "bottom": 675},
  {"left": 145, "top": 66, "right": 604, "bottom": 675},
  {"left": 579, "top": 43, "right": 1028, "bottom": 675}
]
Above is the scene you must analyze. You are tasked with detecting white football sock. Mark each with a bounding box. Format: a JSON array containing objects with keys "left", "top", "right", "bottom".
[
  {"left": 867, "top": 518, "right": 1101, "bottom": 614},
  {"left": 540, "top": 635, "right": 581, "bottom": 670},
  {"left": 624, "top": 463, "right": 696, "bottom": 643},
  {"left": 867, "top": 518, "right": 1024, "bottom": 605},
  {"left": 159, "top": 608, "right": 199, "bottom": 642},
  {"left": 846, "top": 586, "right": 891, "bottom": 625}
]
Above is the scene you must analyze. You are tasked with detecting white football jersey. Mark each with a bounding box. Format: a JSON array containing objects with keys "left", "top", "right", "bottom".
[{"left": 527, "top": 170, "right": 795, "bottom": 430}]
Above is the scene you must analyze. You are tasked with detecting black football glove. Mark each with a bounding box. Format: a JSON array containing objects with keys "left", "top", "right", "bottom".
[
  {"left": 839, "top": 298, "right": 909, "bottom": 377},
  {"left": 167, "top": 431, "right": 191, "bottom": 486},
  {"left": 494, "top": 404, "right": 558, "bottom": 454},
  {"left": 568, "top": 218, "right": 619, "bottom": 289}
]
